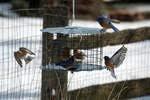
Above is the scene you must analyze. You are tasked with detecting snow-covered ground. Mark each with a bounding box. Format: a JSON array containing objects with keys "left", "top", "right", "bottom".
[
  {"left": 0, "top": 17, "right": 43, "bottom": 41},
  {"left": 70, "top": 19, "right": 150, "bottom": 33},
  {"left": 0, "top": 17, "right": 42, "bottom": 100},
  {"left": 0, "top": 3, "right": 18, "bottom": 17},
  {"left": 0, "top": 16, "right": 150, "bottom": 99},
  {"left": 130, "top": 95, "right": 150, "bottom": 100}
]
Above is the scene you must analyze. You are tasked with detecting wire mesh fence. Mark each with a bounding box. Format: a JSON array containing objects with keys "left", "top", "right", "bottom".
[
  {"left": 0, "top": 6, "right": 150, "bottom": 100},
  {"left": 0, "top": 8, "right": 43, "bottom": 100}
]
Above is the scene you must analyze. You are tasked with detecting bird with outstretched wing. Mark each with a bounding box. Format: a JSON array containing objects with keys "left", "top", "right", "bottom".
[
  {"left": 111, "top": 45, "right": 127, "bottom": 68},
  {"left": 104, "top": 45, "right": 127, "bottom": 78},
  {"left": 14, "top": 47, "right": 35, "bottom": 67},
  {"left": 14, "top": 51, "right": 24, "bottom": 67}
]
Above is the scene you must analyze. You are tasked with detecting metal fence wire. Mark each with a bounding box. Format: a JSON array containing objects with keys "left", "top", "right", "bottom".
[
  {"left": 0, "top": 7, "right": 150, "bottom": 100},
  {"left": 0, "top": 8, "right": 43, "bottom": 100}
]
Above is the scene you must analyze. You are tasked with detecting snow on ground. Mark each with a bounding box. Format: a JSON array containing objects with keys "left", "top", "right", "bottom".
[
  {"left": 0, "top": 3, "right": 18, "bottom": 17},
  {"left": 0, "top": 17, "right": 150, "bottom": 99},
  {"left": 70, "top": 19, "right": 150, "bottom": 33},
  {"left": 0, "top": 42, "right": 42, "bottom": 100},
  {"left": 122, "top": 4, "right": 150, "bottom": 13},
  {"left": 0, "top": 17, "right": 42, "bottom": 100},
  {"left": 0, "top": 17, "right": 43, "bottom": 41},
  {"left": 130, "top": 95, "right": 150, "bottom": 100}
]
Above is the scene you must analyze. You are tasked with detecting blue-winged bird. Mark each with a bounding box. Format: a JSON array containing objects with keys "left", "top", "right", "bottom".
[
  {"left": 56, "top": 49, "right": 86, "bottom": 72},
  {"left": 96, "top": 15, "right": 120, "bottom": 32},
  {"left": 56, "top": 56, "right": 75, "bottom": 69},
  {"left": 14, "top": 47, "right": 35, "bottom": 67}
]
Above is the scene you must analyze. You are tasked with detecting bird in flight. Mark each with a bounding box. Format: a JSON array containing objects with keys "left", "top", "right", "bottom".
[
  {"left": 104, "top": 45, "right": 127, "bottom": 78},
  {"left": 14, "top": 47, "right": 35, "bottom": 67},
  {"left": 96, "top": 15, "right": 120, "bottom": 32}
]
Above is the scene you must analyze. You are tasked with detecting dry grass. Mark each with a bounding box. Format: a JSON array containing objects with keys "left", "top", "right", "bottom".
[{"left": 68, "top": 78, "right": 150, "bottom": 100}]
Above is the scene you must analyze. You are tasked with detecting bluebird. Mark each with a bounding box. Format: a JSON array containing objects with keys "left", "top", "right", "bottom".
[
  {"left": 96, "top": 15, "right": 120, "bottom": 32},
  {"left": 14, "top": 47, "right": 35, "bottom": 67},
  {"left": 55, "top": 56, "right": 75, "bottom": 70},
  {"left": 104, "top": 45, "right": 127, "bottom": 78},
  {"left": 56, "top": 49, "right": 86, "bottom": 71}
]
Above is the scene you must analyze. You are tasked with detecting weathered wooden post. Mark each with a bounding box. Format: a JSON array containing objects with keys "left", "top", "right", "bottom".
[{"left": 41, "top": 0, "right": 68, "bottom": 100}]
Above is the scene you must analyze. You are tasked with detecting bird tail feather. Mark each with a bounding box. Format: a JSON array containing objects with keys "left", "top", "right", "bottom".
[
  {"left": 110, "top": 23, "right": 119, "bottom": 32},
  {"left": 110, "top": 69, "right": 117, "bottom": 79}
]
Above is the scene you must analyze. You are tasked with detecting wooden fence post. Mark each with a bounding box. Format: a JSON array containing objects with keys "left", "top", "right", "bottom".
[{"left": 41, "top": 0, "right": 68, "bottom": 100}]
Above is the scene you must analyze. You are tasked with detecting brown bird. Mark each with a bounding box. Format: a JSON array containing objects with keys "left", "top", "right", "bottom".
[
  {"left": 73, "top": 49, "right": 86, "bottom": 61},
  {"left": 104, "top": 45, "right": 127, "bottom": 78},
  {"left": 14, "top": 47, "right": 35, "bottom": 67}
]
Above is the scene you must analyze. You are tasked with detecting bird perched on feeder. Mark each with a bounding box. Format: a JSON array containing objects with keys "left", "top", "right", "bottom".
[
  {"left": 60, "top": 47, "right": 71, "bottom": 61},
  {"left": 55, "top": 49, "right": 86, "bottom": 72},
  {"left": 73, "top": 49, "right": 86, "bottom": 61},
  {"left": 55, "top": 55, "right": 78, "bottom": 73},
  {"left": 14, "top": 47, "right": 36, "bottom": 67},
  {"left": 104, "top": 45, "right": 127, "bottom": 78},
  {"left": 56, "top": 56, "right": 75, "bottom": 69},
  {"left": 96, "top": 15, "right": 120, "bottom": 32}
]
